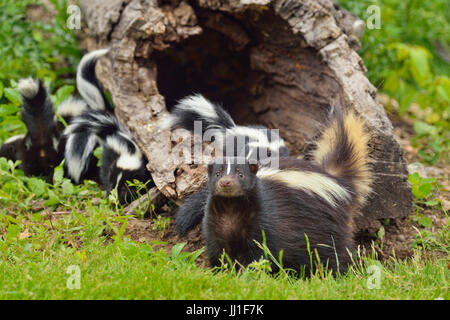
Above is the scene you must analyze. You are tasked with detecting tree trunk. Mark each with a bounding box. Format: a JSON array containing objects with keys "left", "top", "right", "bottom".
[{"left": 78, "top": 0, "right": 412, "bottom": 233}]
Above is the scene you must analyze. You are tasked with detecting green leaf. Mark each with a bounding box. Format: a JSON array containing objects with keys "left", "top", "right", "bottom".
[
  {"left": 409, "top": 46, "right": 431, "bottom": 87},
  {"left": 0, "top": 80, "right": 4, "bottom": 99},
  {"left": 171, "top": 242, "right": 186, "bottom": 259},
  {"left": 8, "top": 224, "right": 21, "bottom": 240},
  {"left": 4, "top": 88, "right": 21, "bottom": 106},
  {"left": 418, "top": 216, "right": 432, "bottom": 228},
  {"left": 377, "top": 226, "right": 385, "bottom": 241},
  {"left": 53, "top": 162, "right": 65, "bottom": 184},
  {"left": 0, "top": 104, "right": 18, "bottom": 116},
  {"left": 44, "top": 189, "right": 60, "bottom": 206},
  {"left": 408, "top": 172, "right": 421, "bottom": 185},
  {"left": 414, "top": 121, "right": 437, "bottom": 137},
  {"left": 435, "top": 76, "right": 450, "bottom": 103},
  {"left": 94, "top": 147, "right": 103, "bottom": 167},
  {"left": 424, "top": 200, "right": 438, "bottom": 207},
  {"left": 54, "top": 85, "right": 75, "bottom": 105},
  {"left": 61, "top": 179, "right": 74, "bottom": 196},
  {"left": 416, "top": 183, "right": 433, "bottom": 199},
  {"left": 27, "top": 177, "right": 47, "bottom": 197}
]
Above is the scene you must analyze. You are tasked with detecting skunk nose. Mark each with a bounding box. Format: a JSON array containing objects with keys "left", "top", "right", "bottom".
[{"left": 220, "top": 180, "right": 232, "bottom": 187}]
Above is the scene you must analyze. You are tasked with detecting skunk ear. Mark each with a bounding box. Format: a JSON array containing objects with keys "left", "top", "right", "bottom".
[{"left": 249, "top": 163, "right": 258, "bottom": 175}]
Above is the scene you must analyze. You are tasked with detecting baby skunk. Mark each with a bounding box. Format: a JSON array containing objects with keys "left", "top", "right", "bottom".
[
  {"left": 203, "top": 107, "right": 373, "bottom": 275},
  {"left": 64, "top": 109, "right": 153, "bottom": 204},
  {"left": 161, "top": 94, "right": 290, "bottom": 235},
  {"left": 57, "top": 49, "right": 111, "bottom": 182},
  {"left": 160, "top": 94, "right": 290, "bottom": 160},
  {"left": 62, "top": 49, "right": 153, "bottom": 203},
  {"left": 0, "top": 78, "right": 62, "bottom": 178}
]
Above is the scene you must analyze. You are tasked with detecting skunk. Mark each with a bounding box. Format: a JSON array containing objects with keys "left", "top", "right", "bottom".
[
  {"left": 196, "top": 107, "right": 372, "bottom": 275},
  {"left": 0, "top": 78, "right": 62, "bottom": 177},
  {"left": 64, "top": 109, "right": 153, "bottom": 203},
  {"left": 62, "top": 49, "right": 153, "bottom": 203},
  {"left": 161, "top": 94, "right": 290, "bottom": 235},
  {"left": 0, "top": 49, "right": 152, "bottom": 204},
  {"left": 160, "top": 94, "right": 290, "bottom": 160},
  {"left": 56, "top": 48, "right": 111, "bottom": 182}
]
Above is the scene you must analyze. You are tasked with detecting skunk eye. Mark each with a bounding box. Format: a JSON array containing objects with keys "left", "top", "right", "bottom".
[{"left": 238, "top": 172, "right": 244, "bottom": 178}]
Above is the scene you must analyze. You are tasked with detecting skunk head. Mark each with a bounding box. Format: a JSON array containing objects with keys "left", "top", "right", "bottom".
[
  {"left": 207, "top": 157, "right": 258, "bottom": 197},
  {"left": 100, "top": 145, "right": 153, "bottom": 205}
]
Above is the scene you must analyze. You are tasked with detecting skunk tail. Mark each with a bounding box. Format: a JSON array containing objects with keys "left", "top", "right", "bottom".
[
  {"left": 312, "top": 106, "right": 373, "bottom": 208},
  {"left": 18, "top": 78, "right": 58, "bottom": 150},
  {"left": 76, "top": 48, "right": 110, "bottom": 111}
]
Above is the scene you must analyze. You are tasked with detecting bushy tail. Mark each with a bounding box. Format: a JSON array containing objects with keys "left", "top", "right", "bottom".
[
  {"left": 18, "top": 77, "right": 57, "bottom": 147},
  {"left": 76, "top": 48, "right": 110, "bottom": 111},
  {"left": 64, "top": 110, "right": 144, "bottom": 183},
  {"left": 312, "top": 106, "right": 373, "bottom": 208},
  {"left": 159, "top": 94, "right": 236, "bottom": 133},
  {"left": 56, "top": 49, "right": 110, "bottom": 122}
]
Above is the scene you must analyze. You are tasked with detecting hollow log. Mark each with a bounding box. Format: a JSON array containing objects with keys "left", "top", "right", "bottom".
[{"left": 78, "top": 0, "right": 412, "bottom": 232}]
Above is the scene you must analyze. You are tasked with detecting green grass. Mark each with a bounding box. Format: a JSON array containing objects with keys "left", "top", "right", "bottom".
[
  {"left": 1, "top": 240, "right": 448, "bottom": 300},
  {"left": 0, "top": 159, "right": 448, "bottom": 300}
]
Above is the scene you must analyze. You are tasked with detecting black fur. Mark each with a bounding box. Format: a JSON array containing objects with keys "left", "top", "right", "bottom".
[
  {"left": 0, "top": 79, "right": 62, "bottom": 178},
  {"left": 203, "top": 158, "right": 354, "bottom": 275},
  {"left": 100, "top": 145, "right": 152, "bottom": 204},
  {"left": 174, "top": 187, "right": 210, "bottom": 236}
]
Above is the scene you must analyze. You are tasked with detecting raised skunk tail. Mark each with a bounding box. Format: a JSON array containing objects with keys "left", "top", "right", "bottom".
[
  {"left": 18, "top": 77, "right": 58, "bottom": 150},
  {"left": 76, "top": 48, "right": 110, "bottom": 111},
  {"left": 312, "top": 106, "right": 373, "bottom": 209}
]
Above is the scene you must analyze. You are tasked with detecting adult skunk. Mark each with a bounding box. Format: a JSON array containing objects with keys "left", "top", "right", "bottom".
[
  {"left": 203, "top": 107, "right": 372, "bottom": 275},
  {"left": 0, "top": 78, "right": 62, "bottom": 178},
  {"left": 160, "top": 94, "right": 290, "bottom": 235}
]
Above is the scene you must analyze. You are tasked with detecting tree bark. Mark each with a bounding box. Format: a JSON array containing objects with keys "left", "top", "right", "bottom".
[{"left": 78, "top": 0, "right": 412, "bottom": 232}]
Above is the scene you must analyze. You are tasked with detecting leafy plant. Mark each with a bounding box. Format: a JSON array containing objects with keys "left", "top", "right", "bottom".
[
  {"left": 339, "top": 0, "right": 450, "bottom": 164},
  {"left": 408, "top": 172, "right": 437, "bottom": 200},
  {"left": 0, "top": 0, "right": 80, "bottom": 145}
]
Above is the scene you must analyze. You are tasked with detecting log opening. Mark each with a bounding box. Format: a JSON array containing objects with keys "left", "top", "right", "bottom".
[{"left": 154, "top": 8, "right": 341, "bottom": 154}]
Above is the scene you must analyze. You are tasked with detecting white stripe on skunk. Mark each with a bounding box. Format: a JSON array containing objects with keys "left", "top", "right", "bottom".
[{"left": 76, "top": 48, "right": 109, "bottom": 110}]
